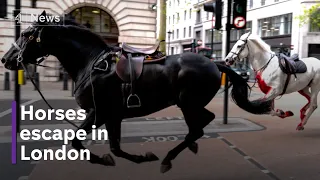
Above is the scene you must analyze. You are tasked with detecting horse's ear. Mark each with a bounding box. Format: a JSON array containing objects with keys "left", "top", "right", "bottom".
[
  {"left": 37, "top": 11, "right": 47, "bottom": 25},
  {"left": 40, "top": 10, "right": 46, "bottom": 17}
]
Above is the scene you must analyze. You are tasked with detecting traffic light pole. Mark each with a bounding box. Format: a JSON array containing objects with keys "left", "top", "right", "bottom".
[
  {"left": 14, "top": 0, "right": 21, "bottom": 133},
  {"left": 223, "top": 0, "right": 232, "bottom": 124}
]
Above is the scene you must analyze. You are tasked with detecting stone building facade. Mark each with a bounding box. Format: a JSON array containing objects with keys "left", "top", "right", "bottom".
[{"left": 0, "top": 0, "right": 157, "bottom": 81}]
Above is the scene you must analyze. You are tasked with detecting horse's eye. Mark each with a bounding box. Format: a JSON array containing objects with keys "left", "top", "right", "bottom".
[{"left": 237, "top": 45, "right": 242, "bottom": 48}]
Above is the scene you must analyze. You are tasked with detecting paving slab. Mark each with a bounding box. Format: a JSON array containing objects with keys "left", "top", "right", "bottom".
[{"left": 28, "top": 138, "right": 272, "bottom": 180}]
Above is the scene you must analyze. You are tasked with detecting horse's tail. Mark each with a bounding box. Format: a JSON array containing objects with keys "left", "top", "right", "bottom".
[{"left": 216, "top": 63, "right": 272, "bottom": 114}]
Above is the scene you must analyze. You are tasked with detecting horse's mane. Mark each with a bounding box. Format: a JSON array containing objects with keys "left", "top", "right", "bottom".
[
  {"left": 242, "top": 32, "right": 272, "bottom": 53},
  {"left": 33, "top": 15, "right": 113, "bottom": 50}
]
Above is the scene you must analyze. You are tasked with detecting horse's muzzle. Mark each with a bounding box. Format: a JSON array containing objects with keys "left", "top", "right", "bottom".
[
  {"left": 225, "top": 57, "right": 234, "bottom": 66},
  {"left": 1, "top": 57, "right": 6, "bottom": 64}
]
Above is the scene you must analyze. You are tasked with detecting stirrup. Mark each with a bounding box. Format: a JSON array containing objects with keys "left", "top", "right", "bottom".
[{"left": 127, "top": 94, "right": 141, "bottom": 108}]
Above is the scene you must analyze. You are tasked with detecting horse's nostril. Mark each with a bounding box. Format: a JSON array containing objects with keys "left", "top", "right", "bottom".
[{"left": 1, "top": 58, "right": 6, "bottom": 63}]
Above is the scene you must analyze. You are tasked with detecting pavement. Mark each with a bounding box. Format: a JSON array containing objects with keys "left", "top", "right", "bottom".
[{"left": 1, "top": 81, "right": 320, "bottom": 180}]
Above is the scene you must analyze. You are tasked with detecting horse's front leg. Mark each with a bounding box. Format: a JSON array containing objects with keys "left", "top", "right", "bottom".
[
  {"left": 264, "top": 88, "right": 294, "bottom": 118},
  {"left": 105, "top": 119, "right": 159, "bottom": 164},
  {"left": 71, "top": 109, "right": 115, "bottom": 166}
]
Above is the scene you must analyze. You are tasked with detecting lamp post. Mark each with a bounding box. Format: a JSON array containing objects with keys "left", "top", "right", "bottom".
[{"left": 167, "top": 31, "right": 172, "bottom": 55}]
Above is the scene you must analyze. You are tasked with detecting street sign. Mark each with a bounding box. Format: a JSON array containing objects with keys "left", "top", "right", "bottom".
[{"left": 233, "top": 16, "right": 246, "bottom": 28}]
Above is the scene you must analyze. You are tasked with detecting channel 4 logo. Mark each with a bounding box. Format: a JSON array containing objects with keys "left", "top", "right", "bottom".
[{"left": 11, "top": 10, "right": 65, "bottom": 26}]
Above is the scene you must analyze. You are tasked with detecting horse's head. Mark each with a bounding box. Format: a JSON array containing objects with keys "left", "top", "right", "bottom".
[
  {"left": 225, "top": 32, "right": 273, "bottom": 66},
  {"left": 1, "top": 11, "right": 54, "bottom": 70},
  {"left": 225, "top": 32, "right": 252, "bottom": 66}
]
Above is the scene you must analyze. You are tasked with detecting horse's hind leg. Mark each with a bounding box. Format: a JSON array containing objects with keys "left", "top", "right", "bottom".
[
  {"left": 298, "top": 87, "right": 311, "bottom": 121},
  {"left": 297, "top": 84, "right": 320, "bottom": 130},
  {"left": 161, "top": 107, "right": 215, "bottom": 173},
  {"left": 71, "top": 109, "right": 115, "bottom": 166}
]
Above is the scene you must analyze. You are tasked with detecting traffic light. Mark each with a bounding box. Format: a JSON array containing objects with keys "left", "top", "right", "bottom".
[
  {"left": 0, "top": 0, "right": 7, "bottom": 18},
  {"left": 232, "top": 0, "right": 247, "bottom": 29},
  {"left": 203, "top": 0, "right": 223, "bottom": 30}
]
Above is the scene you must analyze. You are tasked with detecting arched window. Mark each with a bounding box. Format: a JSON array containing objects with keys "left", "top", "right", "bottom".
[{"left": 69, "top": 7, "right": 119, "bottom": 35}]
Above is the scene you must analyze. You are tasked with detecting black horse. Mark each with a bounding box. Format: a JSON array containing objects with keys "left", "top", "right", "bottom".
[{"left": 1, "top": 11, "right": 272, "bottom": 173}]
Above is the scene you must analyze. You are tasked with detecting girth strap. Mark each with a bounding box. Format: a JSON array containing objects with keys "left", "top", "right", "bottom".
[{"left": 280, "top": 74, "right": 291, "bottom": 96}]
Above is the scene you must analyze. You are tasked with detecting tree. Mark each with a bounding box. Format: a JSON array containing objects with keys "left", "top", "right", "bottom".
[
  {"left": 158, "top": 0, "right": 166, "bottom": 54},
  {"left": 296, "top": 3, "right": 320, "bottom": 29}
]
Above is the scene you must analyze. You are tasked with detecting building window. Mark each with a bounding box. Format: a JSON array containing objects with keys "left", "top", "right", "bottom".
[
  {"left": 172, "top": 30, "right": 174, "bottom": 40},
  {"left": 247, "top": 0, "right": 253, "bottom": 8},
  {"left": 183, "top": 27, "right": 186, "bottom": 38},
  {"left": 171, "top": 47, "right": 174, "bottom": 55},
  {"left": 177, "top": 13, "right": 180, "bottom": 23},
  {"left": 205, "top": 29, "right": 222, "bottom": 43},
  {"left": 189, "top": 8, "right": 192, "bottom": 19},
  {"left": 173, "top": 15, "right": 175, "bottom": 24},
  {"left": 261, "top": 0, "right": 265, "bottom": 6},
  {"left": 309, "top": 9, "right": 320, "bottom": 32},
  {"left": 196, "top": 10, "right": 201, "bottom": 23},
  {"left": 184, "top": 10, "right": 187, "bottom": 20},
  {"left": 258, "top": 13, "right": 292, "bottom": 37},
  {"left": 246, "top": 21, "right": 252, "bottom": 33},
  {"left": 177, "top": 29, "right": 179, "bottom": 39},
  {"left": 31, "top": 0, "right": 37, "bottom": 8},
  {"left": 196, "top": 31, "right": 201, "bottom": 40},
  {"left": 189, "top": 26, "right": 191, "bottom": 37},
  {"left": 70, "top": 7, "right": 118, "bottom": 34},
  {"left": 169, "top": 16, "right": 170, "bottom": 25}
]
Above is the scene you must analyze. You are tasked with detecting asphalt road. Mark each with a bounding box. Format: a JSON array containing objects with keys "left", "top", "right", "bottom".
[{"left": 1, "top": 91, "right": 320, "bottom": 180}]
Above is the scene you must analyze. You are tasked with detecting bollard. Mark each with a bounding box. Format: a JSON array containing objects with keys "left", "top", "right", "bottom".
[
  {"left": 18, "top": 70, "right": 25, "bottom": 85},
  {"left": 63, "top": 72, "right": 68, "bottom": 90},
  {"left": 4, "top": 72, "right": 10, "bottom": 90},
  {"left": 34, "top": 72, "right": 40, "bottom": 90},
  {"left": 220, "top": 73, "right": 226, "bottom": 86},
  {"left": 71, "top": 81, "right": 75, "bottom": 97}
]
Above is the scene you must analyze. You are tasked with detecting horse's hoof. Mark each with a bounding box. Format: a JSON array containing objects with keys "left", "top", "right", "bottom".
[
  {"left": 188, "top": 142, "right": 198, "bottom": 154},
  {"left": 102, "top": 154, "right": 116, "bottom": 166},
  {"left": 296, "top": 125, "right": 305, "bottom": 131},
  {"left": 145, "top": 152, "right": 159, "bottom": 161},
  {"left": 285, "top": 111, "right": 294, "bottom": 117},
  {"left": 160, "top": 162, "right": 172, "bottom": 173},
  {"left": 276, "top": 109, "right": 286, "bottom": 118}
]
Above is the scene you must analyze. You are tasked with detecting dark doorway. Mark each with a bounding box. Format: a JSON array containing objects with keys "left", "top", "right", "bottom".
[{"left": 308, "top": 44, "right": 320, "bottom": 59}]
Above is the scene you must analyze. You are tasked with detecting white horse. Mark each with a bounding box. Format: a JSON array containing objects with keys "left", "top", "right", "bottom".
[{"left": 225, "top": 32, "right": 320, "bottom": 131}]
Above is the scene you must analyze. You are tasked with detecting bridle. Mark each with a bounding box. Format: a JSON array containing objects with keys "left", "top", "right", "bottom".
[
  {"left": 228, "top": 32, "right": 251, "bottom": 64},
  {"left": 11, "top": 25, "right": 80, "bottom": 129},
  {"left": 12, "top": 25, "right": 49, "bottom": 67},
  {"left": 228, "top": 32, "right": 275, "bottom": 73}
]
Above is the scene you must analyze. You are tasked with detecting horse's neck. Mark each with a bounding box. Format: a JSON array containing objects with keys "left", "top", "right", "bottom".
[
  {"left": 250, "top": 50, "right": 274, "bottom": 71},
  {"left": 51, "top": 45, "right": 104, "bottom": 82},
  {"left": 44, "top": 26, "right": 108, "bottom": 81}
]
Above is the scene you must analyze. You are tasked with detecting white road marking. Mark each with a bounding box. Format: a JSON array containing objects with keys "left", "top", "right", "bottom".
[{"left": 0, "top": 99, "right": 39, "bottom": 118}]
